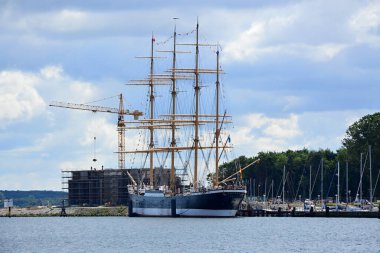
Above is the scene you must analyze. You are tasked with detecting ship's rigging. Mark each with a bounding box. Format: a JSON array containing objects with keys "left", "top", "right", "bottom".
[{"left": 124, "top": 21, "right": 234, "bottom": 194}]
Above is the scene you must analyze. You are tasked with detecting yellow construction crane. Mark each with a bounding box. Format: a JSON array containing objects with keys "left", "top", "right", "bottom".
[{"left": 50, "top": 94, "right": 143, "bottom": 170}]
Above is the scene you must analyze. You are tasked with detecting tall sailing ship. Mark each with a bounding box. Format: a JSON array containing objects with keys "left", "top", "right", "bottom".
[{"left": 124, "top": 22, "right": 252, "bottom": 217}]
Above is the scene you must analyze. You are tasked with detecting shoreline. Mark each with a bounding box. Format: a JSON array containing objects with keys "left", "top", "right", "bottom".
[{"left": 0, "top": 206, "right": 128, "bottom": 217}]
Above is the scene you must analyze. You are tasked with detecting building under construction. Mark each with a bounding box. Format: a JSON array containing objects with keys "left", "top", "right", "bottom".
[{"left": 62, "top": 168, "right": 170, "bottom": 206}]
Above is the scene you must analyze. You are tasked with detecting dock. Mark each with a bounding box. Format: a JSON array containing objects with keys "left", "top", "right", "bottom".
[{"left": 238, "top": 207, "right": 380, "bottom": 218}]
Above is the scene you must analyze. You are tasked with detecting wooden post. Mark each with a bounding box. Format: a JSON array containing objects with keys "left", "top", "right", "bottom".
[
  {"left": 128, "top": 199, "right": 134, "bottom": 217},
  {"left": 60, "top": 199, "right": 67, "bottom": 217},
  {"left": 171, "top": 198, "right": 177, "bottom": 217},
  {"left": 310, "top": 206, "right": 314, "bottom": 217}
]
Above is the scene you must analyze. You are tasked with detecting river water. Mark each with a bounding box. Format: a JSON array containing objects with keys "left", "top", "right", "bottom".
[{"left": 1, "top": 217, "right": 379, "bottom": 253}]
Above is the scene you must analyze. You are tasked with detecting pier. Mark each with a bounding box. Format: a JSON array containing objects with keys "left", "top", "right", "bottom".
[{"left": 238, "top": 207, "right": 380, "bottom": 218}]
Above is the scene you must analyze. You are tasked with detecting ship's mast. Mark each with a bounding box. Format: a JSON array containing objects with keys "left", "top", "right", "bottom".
[
  {"left": 149, "top": 34, "right": 155, "bottom": 187},
  {"left": 118, "top": 94, "right": 126, "bottom": 170},
  {"left": 194, "top": 21, "right": 200, "bottom": 191},
  {"left": 214, "top": 50, "right": 220, "bottom": 187},
  {"left": 170, "top": 26, "right": 177, "bottom": 193},
  {"left": 124, "top": 22, "right": 227, "bottom": 191}
]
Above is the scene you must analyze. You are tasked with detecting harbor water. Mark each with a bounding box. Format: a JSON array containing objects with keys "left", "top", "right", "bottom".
[{"left": 1, "top": 217, "right": 379, "bottom": 252}]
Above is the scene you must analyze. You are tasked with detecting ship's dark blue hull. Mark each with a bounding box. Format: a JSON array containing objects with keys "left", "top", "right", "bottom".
[{"left": 130, "top": 189, "right": 246, "bottom": 217}]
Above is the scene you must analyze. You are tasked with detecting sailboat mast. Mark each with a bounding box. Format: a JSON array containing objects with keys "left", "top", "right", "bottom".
[
  {"left": 170, "top": 27, "right": 177, "bottom": 193},
  {"left": 194, "top": 21, "right": 200, "bottom": 191},
  {"left": 360, "top": 152, "right": 363, "bottom": 202},
  {"left": 282, "top": 165, "right": 285, "bottom": 203},
  {"left": 215, "top": 50, "right": 220, "bottom": 187},
  {"left": 321, "top": 158, "right": 323, "bottom": 205},
  {"left": 309, "top": 165, "right": 312, "bottom": 200},
  {"left": 149, "top": 34, "right": 155, "bottom": 187},
  {"left": 369, "top": 145, "right": 373, "bottom": 206},
  {"left": 337, "top": 161, "right": 340, "bottom": 203},
  {"left": 271, "top": 179, "right": 274, "bottom": 201},
  {"left": 346, "top": 159, "right": 349, "bottom": 203}
]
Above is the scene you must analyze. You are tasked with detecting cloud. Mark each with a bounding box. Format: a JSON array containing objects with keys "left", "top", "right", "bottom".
[
  {"left": 0, "top": 69, "right": 45, "bottom": 124},
  {"left": 221, "top": 1, "right": 369, "bottom": 63},
  {"left": 223, "top": 14, "right": 297, "bottom": 61},
  {"left": 262, "top": 114, "right": 301, "bottom": 139},
  {"left": 80, "top": 117, "right": 117, "bottom": 150},
  {"left": 231, "top": 109, "right": 376, "bottom": 157},
  {"left": 283, "top": 95, "right": 304, "bottom": 111},
  {"left": 0, "top": 65, "right": 118, "bottom": 189},
  {"left": 0, "top": 65, "right": 99, "bottom": 127},
  {"left": 40, "top": 65, "right": 64, "bottom": 79},
  {"left": 350, "top": 1, "right": 380, "bottom": 47},
  {"left": 231, "top": 113, "right": 301, "bottom": 155},
  {"left": 1, "top": 7, "right": 178, "bottom": 39}
]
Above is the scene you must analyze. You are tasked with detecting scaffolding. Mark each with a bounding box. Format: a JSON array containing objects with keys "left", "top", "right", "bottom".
[{"left": 62, "top": 168, "right": 170, "bottom": 206}]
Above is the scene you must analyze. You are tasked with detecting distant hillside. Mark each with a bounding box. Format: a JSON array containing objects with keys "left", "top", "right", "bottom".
[{"left": 0, "top": 190, "right": 67, "bottom": 207}]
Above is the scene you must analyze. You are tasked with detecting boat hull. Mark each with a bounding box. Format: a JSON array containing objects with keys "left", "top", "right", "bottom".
[{"left": 130, "top": 189, "right": 246, "bottom": 217}]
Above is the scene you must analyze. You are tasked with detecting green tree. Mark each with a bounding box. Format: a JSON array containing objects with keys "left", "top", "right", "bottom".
[{"left": 342, "top": 112, "right": 380, "bottom": 199}]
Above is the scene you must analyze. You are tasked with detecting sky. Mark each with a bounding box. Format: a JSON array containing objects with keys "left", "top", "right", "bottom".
[{"left": 0, "top": 0, "right": 379, "bottom": 190}]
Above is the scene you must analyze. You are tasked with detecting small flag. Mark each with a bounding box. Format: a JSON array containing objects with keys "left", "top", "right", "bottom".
[{"left": 152, "top": 37, "right": 156, "bottom": 42}]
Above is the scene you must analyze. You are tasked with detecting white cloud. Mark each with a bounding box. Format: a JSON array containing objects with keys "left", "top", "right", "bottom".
[
  {"left": 222, "top": 1, "right": 362, "bottom": 63},
  {"left": 231, "top": 109, "right": 376, "bottom": 157},
  {"left": 0, "top": 70, "right": 45, "bottom": 123},
  {"left": 223, "top": 15, "right": 297, "bottom": 61},
  {"left": 231, "top": 113, "right": 301, "bottom": 154},
  {"left": 40, "top": 65, "right": 64, "bottom": 79},
  {"left": 0, "top": 66, "right": 118, "bottom": 189},
  {"left": 350, "top": 1, "right": 380, "bottom": 47},
  {"left": 305, "top": 43, "right": 348, "bottom": 62},
  {"left": 80, "top": 117, "right": 117, "bottom": 150},
  {"left": 0, "top": 66, "right": 99, "bottom": 126},
  {"left": 263, "top": 114, "right": 301, "bottom": 139}
]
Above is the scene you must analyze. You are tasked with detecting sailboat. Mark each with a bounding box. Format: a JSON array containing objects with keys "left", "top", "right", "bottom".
[{"left": 124, "top": 22, "right": 253, "bottom": 217}]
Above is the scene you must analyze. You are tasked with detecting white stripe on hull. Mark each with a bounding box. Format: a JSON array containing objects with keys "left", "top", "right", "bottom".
[
  {"left": 133, "top": 208, "right": 171, "bottom": 216},
  {"left": 177, "top": 209, "right": 237, "bottom": 217},
  {"left": 132, "top": 208, "right": 237, "bottom": 217}
]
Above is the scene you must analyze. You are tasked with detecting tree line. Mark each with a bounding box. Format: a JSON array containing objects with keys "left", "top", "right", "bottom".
[{"left": 219, "top": 112, "right": 380, "bottom": 202}]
